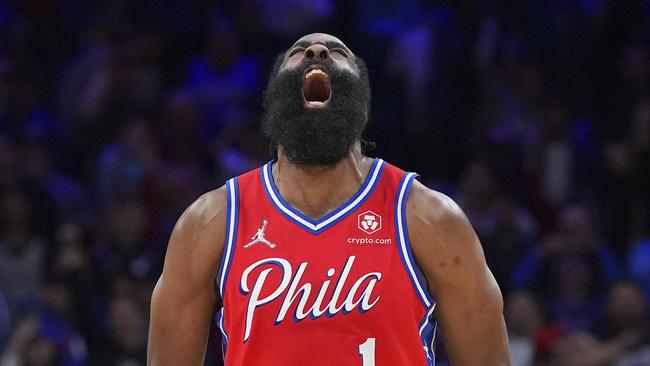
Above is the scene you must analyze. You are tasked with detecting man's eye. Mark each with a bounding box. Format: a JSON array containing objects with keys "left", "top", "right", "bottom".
[
  {"left": 331, "top": 48, "right": 349, "bottom": 57},
  {"left": 289, "top": 48, "right": 304, "bottom": 56}
]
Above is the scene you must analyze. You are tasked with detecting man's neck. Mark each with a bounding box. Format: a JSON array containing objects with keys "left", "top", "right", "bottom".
[{"left": 273, "top": 144, "right": 373, "bottom": 220}]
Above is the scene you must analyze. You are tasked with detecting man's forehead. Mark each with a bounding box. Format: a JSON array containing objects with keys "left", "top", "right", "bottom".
[{"left": 290, "top": 33, "right": 353, "bottom": 54}]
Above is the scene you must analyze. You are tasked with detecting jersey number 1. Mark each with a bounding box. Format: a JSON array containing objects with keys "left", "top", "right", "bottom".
[{"left": 358, "top": 338, "right": 376, "bottom": 366}]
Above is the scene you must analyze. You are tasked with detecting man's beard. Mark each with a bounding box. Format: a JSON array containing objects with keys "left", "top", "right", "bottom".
[{"left": 262, "top": 58, "right": 371, "bottom": 166}]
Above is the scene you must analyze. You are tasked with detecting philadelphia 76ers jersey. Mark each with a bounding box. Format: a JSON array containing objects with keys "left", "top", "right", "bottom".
[{"left": 215, "top": 158, "right": 437, "bottom": 366}]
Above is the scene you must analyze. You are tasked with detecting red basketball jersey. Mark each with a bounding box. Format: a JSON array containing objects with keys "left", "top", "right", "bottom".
[{"left": 216, "top": 158, "right": 437, "bottom": 365}]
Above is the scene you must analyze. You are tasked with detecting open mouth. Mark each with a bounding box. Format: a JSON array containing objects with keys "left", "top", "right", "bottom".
[{"left": 302, "top": 66, "right": 332, "bottom": 109}]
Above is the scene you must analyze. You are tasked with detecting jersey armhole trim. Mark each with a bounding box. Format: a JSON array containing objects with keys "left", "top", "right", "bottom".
[
  {"left": 394, "top": 172, "right": 435, "bottom": 308},
  {"left": 216, "top": 177, "right": 239, "bottom": 298},
  {"left": 215, "top": 177, "right": 239, "bottom": 356},
  {"left": 395, "top": 172, "right": 437, "bottom": 364},
  {"left": 215, "top": 308, "right": 228, "bottom": 358}
]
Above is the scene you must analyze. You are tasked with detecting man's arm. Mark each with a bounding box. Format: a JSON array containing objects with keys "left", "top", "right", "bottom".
[
  {"left": 148, "top": 187, "right": 227, "bottom": 366},
  {"left": 407, "top": 181, "right": 510, "bottom": 365}
]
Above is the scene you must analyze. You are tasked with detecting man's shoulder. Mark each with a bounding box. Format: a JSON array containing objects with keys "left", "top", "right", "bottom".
[
  {"left": 406, "top": 180, "right": 466, "bottom": 230},
  {"left": 404, "top": 179, "right": 484, "bottom": 264},
  {"left": 172, "top": 186, "right": 228, "bottom": 244}
]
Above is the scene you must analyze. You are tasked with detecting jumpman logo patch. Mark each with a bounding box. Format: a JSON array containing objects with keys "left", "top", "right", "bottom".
[{"left": 244, "top": 220, "right": 276, "bottom": 249}]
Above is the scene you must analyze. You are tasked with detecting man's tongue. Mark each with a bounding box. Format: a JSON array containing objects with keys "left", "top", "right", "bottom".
[{"left": 303, "top": 68, "right": 332, "bottom": 108}]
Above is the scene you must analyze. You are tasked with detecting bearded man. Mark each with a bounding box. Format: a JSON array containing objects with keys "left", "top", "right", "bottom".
[{"left": 148, "top": 33, "right": 510, "bottom": 366}]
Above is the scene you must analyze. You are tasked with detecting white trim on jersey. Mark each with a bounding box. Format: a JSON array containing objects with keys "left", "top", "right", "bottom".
[
  {"left": 396, "top": 172, "right": 433, "bottom": 308},
  {"left": 262, "top": 159, "right": 385, "bottom": 233},
  {"left": 395, "top": 172, "right": 437, "bottom": 365},
  {"left": 218, "top": 178, "right": 238, "bottom": 297}
]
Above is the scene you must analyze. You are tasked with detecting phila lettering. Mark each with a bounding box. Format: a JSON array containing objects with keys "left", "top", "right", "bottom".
[{"left": 238, "top": 256, "right": 381, "bottom": 342}]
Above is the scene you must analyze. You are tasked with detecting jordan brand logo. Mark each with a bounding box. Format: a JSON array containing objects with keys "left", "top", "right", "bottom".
[{"left": 244, "top": 220, "right": 276, "bottom": 249}]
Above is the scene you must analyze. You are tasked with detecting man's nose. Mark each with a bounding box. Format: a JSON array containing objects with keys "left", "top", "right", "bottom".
[{"left": 305, "top": 44, "right": 330, "bottom": 60}]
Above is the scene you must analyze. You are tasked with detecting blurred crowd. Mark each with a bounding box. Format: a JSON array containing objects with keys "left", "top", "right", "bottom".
[{"left": 0, "top": 0, "right": 649, "bottom": 365}]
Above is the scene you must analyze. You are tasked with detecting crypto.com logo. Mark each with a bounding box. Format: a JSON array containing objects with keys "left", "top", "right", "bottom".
[{"left": 357, "top": 211, "right": 382, "bottom": 235}]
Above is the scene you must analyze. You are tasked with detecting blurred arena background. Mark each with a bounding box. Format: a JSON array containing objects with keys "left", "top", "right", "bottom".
[{"left": 1, "top": 0, "right": 650, "bottom": 365}]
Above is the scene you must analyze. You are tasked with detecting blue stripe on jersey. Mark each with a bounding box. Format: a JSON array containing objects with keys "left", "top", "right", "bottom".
[
  {"left": 215, "top": 177, "right": 239, "bottom": 358},
  {"left": 418, "top": 305, "right": 437, "bottom": 366},
  {"left": 394, "top": 172, "right": 435, "bottom": 307},
  {"left": 394, "top": 172, "right": 437, "bottom": 364},
  {"left": 215, "top": 308, "right": 228, "bottom": 358},
  {"left": 261, "top": 158, "right": 385, "bottom": 235},
  {"left": 217, "top": 178, "right": 239, "bottom": 297}
]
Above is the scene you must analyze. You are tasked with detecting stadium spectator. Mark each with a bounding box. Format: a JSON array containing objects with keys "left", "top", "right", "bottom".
[
  {"left": 90, "top": 295, "right": 147, "bottom": 365},
  {"left": 504, "top": 290, "right": 544, "bottom": 366},
  {"left": 0, "top": 191, "right": 47, "bottom": 320}
]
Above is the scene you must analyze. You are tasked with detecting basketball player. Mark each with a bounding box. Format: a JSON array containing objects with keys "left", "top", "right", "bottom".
[{"left": 148, "top": 33, "right": 510, "bottom": 365}]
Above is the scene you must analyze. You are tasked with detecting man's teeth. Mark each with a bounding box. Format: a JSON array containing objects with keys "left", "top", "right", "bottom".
[
  {"left": 306, "top": 69, "right": 327, "bottom": 79},
  {"left": 308, "top": 101, "right": 324, "bottom": 105}
]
